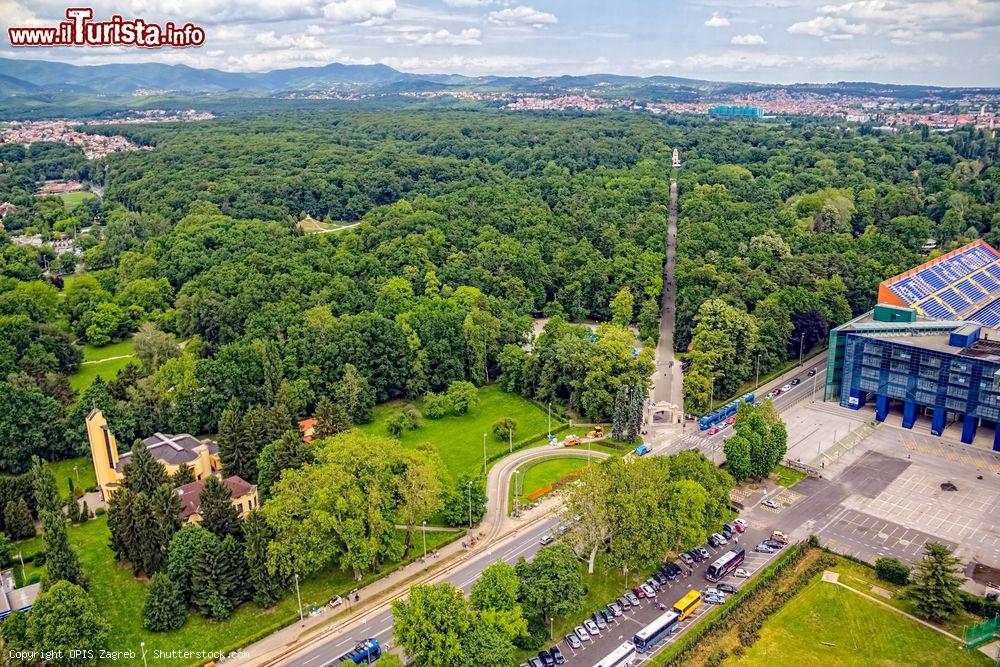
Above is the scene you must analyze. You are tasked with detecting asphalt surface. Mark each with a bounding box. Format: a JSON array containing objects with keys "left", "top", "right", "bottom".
[{"left": 652, "top": 178, "right": 682, "bottom": 410}]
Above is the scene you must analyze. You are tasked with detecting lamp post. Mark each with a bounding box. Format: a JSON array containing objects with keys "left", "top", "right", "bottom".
[
  {"left": 422, "top": 520, "right": 428, "bottom": 561},
  {"left": 140, "top": 642, "right": 147, "bottom": 667},
  {"left": 294, "top": 573, "right": 303, "bottom": 623},
  {"left": 799, "top": 333, "right": 806, "bottom": 366},
  {"left": 467, "top": 480, "right": 473, "bottom": 529},
  {"left": 755, "top": 354, "right": 761, "bottom": 390},
  {"left": 73, "top": 465, "right": 79, "bottom": 484},
  {"left": 509, "top": 427, "right": 513, "bottom": 455},
  {"left": 709, "top": 376, "right": 715, "bottom": 412},
  {"left": 483, "top": 432, "right": 488, "bottom": 475},
  {"left": 623, "top": 565, "right": 629, "bottom": 592},
  {"left": 547, "top": 402, "right": 551, "bottom": 437},
  {"left": 513, "top": 468, "right": 520, "bottom": 510}
]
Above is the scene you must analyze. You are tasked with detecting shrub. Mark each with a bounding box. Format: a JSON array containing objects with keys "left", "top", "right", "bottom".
[
  {"left": 402, "top": 406, "right": 422, "bottom": 430},
  {"left": 875, "top": 557, "right": 910, "bottom": 586},
  {"left": 422, "top": 392, "right": 447, "bottom": 419},
  {"left": 385, "top": 413, "right": 407, "bottom": 437},
  {"left": 960, "top": 590, "right": 1000, "bottom": 619},
  {"left": 444, "top": 381, "right": 479, "bottom": 415},
  {"left": 492, "top": 417, "right": 517, "bottom": 441},
  {"left": 513, "top": 616, "right": 548, "bottom": 651},
  {"left": 94, "top": 507, "right": 106, "bottom": 516}
]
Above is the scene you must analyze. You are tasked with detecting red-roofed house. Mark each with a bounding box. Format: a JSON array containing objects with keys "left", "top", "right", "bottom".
[
  {"left": 174, "top": 476, "right": 258, "bottom": 524},
  {"left": 299, "top": 418, "right": 317, "bottom": 443}
]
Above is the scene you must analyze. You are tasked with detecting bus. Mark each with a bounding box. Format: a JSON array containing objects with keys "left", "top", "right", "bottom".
[
  {"left": 705, "top": 548, "right": 745, "bottom": 582},
  {"left": 632, "top": 609, "right": 679, "bottom": 653},
  {"left": 592, "top": 641, "right": 637, "bottom": 667},
  {"left": 673, "top": 590, "right": 702, "bottom": 620},
  {"left": 698, "top": 393, "right": 755, "bottom": 430}
]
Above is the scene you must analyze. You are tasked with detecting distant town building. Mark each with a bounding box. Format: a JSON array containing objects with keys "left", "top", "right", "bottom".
[{"left": 708, "top": 105, "right": 765, "bottom": 118}]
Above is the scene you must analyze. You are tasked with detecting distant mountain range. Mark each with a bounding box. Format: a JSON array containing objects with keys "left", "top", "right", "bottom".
[{"left": 1, "top": 56, "right": 997, "bottom": 101}]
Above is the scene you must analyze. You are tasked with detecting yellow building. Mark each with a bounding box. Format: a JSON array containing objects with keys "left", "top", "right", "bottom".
[
  {"left": 86, "top": 409, "right": 223, "bottom": 500},
  {"left": 86, "top": 410, "right": 258, "bottom": 523}
]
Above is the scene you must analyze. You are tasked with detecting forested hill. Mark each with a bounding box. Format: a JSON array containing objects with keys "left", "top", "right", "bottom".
[{"left": 0, "top": 110, "right": 997, "bottom": 475}]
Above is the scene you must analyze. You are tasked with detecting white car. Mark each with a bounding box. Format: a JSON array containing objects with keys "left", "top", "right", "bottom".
[
  {"left": 640, "top": 583, "right": 656, "bottom": 598},
  {"left": 575, "top": 626, "right": 591, "bottom": 642},
  {"left": 781, "top": 384, "right": 792, "bottom": 392},
  {"left": 583, "top": 619, "right": 600, "bottom": 636},
  {"left": 704, "top": 588, "right": 726, "bottom": 599},
  {"left": 734, "top": 568, "right": 750, "bottom": 578},
  {"left": 733, "top": 518, "right": 749, "bottom": 530},
  {"left": 711, "top": 532, "right": 728, "bottom": 545},
  {"left": 761, "top": 498, "right": 780, "bottom": 509},
  {"left": 540, "top": 535, "right": 554, "bottom": 545}
]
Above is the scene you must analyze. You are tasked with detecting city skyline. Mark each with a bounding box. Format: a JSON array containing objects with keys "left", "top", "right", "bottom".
[{"left": 2, "top": 0, "right": 999, "bottom": 87}]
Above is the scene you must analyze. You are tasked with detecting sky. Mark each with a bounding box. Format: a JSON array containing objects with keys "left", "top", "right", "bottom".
[{"left": 2, "top": 0, "right": 999, "bottom": 86}]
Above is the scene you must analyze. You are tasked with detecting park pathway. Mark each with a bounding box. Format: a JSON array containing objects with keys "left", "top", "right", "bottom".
[{"left": 652, "top": 178, "right": 683, "bottom": 411}]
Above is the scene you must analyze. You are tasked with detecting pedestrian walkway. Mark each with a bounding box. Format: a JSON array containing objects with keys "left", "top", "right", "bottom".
[{"left": 901, "top": 438, "right": 1000, "bottom": 473}]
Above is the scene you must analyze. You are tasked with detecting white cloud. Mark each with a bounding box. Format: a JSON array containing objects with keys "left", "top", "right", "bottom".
[
  {"left": 704, "top": 13, "right": 730, "bottom": 27},
  {"left": 255, "top": 31, "right": 324, "bottom": 49},
  {"left": 442, "top": 0, "right": 492, "bottom": 6},
  {"left": 322, "top": 0, "right": 396, "bottom": 23},
  {"left": 488, "top": 6, "right": 557, "bottom": 28},
  {"left": 787, "top": 16, "right": 866, "bottom": 40},
  {"left": 731, "top": 33, "right": 766, "bottom": 45},
  {"left": 817, "top": 0, "right": 999, "bottom": 42},
  {"left": 400, "top": 28, "right": 482, "bottom": 46}
]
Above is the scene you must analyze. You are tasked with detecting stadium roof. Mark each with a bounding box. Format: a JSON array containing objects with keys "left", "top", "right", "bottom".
[{"left": 878, "top": 240, "right": 1000, "bottom": 327}]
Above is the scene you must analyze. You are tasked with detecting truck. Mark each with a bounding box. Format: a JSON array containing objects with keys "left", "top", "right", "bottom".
[
  {"left": 587, "top": 425, "right": 605, "bottom": 438},
  {"left": 634, "top": 444, "right": 651, "bottom": 456},
  {"left": 334, "top": 639, "right": 382, "bottom": 665}
]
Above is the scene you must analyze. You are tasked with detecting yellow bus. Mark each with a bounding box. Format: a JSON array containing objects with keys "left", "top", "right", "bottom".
[{"left": 672, "top": 590, "right": 701, "bottom": 620}]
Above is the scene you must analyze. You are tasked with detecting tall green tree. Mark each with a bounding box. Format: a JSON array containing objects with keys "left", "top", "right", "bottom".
[
  {"left": 31, "top": 456, "right": 62, "bottom": 516},
  {"left": 2, "top": 581, "right": 107, "bottom": 667},
  {"left": 392, "top": 583, "right": 470, "bottom": 667},
  {"left": 121, "top": 439, "right": 168, "bottom": 495},
  {"left": 218, "top": 400, "right": 255, "bottom": 483},
  {"left": 167, "top": 525, "right": 212, "bottom": 604},
  {"left": 908, "top": 543, "right": 965, "bottom": 623},
  {"left": 40, "top": 511, "right": 85, "bottom": 588},
  {"left": 4, "top": 498, "right": 35, "bottom": 540},
  {"left": 313, "top": 395, "right": 349, "bottom": 438},
  {"left": 198, "top": 475, "right": 242, "bottom": 540},
  {"left": 516, "top": 544, "right": 586, "bottom": 621},
  {"left": 190, "top": 531, "right": 232, "bottom": 620},
  {"left": 244, "top": 511, "right": 282, "bottom": 607},
  {"left": 142, "top": 572, "right": 187, "bottom": 632}
]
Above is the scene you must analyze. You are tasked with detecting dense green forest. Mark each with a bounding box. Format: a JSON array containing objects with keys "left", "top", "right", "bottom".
[{"left": 1, "top": 110, "right": 999, "bottom": 467}]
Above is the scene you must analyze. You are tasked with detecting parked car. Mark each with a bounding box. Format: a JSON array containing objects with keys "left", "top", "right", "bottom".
[
  {"left": 565, "top": 633, "right": 582, "bottom": 650},
  {"left": 707, "top": 534, "right": 721, "bottom": 548},
  {"left": 575, "top": 625, "right": 591, "bottom": 641},
  {"left": 734, "top": 568, "right": 750, "bottom": 578},
  {"left": 647, "top": 577, "right": 661, "bottom": 592},
  {"left": 537, "top": 651, "right": 554, "bottom": 667},
  {"left": 721, "top": 523, "right": 735, "bottom": 538},
  {"left": 653, "top": 572, "right": 668, "bottom": 585},
  {"left": 666, "top": 562, "right": 683, "bottom": 576},
  {"left": 763, "top": 539, "right": 785, "bottom": 549},
  {"left": 704, "top": 588, "right": 723, "bottom": 598},
  {"left": 704, "top": 594, "right": 726, "bottom": 605},
  {"left": 528, "top": 656, "right": 544, "bottom": 667},
  {"left": 807, "top": 369, "right": 817, "bottom": 377},
  {"left": 695, "top": 546, "right": 711, "bottom": 560},
  {"left": 625, "top": 592, "right": 640, "bottom": 606},
  {"left": 761, "top": 498, "right": 780, "bottom": 509},
  {"left": 733, "top": 518, "right": 749, "bottom": 532},
  {"left": 679, "top": 552, "right": 694, "bottom": 565},
  {"left": 540, "top": 535, "right": 554, "bottom": 545},
  {"left": 608, "top": 602, "right": 623, "bottom": 617},
  {"left": 755, "top": 543, "right": 776, "bottom": 553},
  {"left": 592, "top": 612, "right": 607, "bottom": 629},
  {"left": 584, "top": 619, "right": 600, "bottom": 635},
  {"left": 641, "top": 583, "right": 656, "bottom": 598},
  {"left": 718, "top": 583, "right": 738, "bottom": 595},
  {"left": 781, "top": 384, "right": 792, "bottom": 391},
  {"left": 707, "top": 427, "right": 720, "bottom": 435},
  {"left": 617, "top": 595, "right": 632, "bottom": 610},
  {"left": 771, "top": 531, "right": 789, "bottom": 544},
  {"left": 556, "top": 524, "right": 568, "bottom": 535},
  {"left": 550, "top": 646, "right": 566, "bottom": 664},
  {"left": 711, "top": 532, "right": 729, "bottom": 545}
]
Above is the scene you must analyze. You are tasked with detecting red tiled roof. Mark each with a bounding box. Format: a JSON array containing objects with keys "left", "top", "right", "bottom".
[{"left": 174, "top": 475, "right": 253, "bottom": 518}]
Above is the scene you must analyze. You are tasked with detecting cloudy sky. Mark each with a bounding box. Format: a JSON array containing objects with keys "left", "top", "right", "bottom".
[{"left": 2, "top": 0, "right": 999, "bottom": 85}]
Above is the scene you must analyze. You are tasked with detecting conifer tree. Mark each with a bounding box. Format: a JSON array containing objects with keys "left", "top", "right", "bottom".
[
  {"left": 79, "top": 500, "right": 90, "bottom": 522},
  {"left": 219, "top": 534, "right": 250, "bottom": 607},
  {"left": 170, "top": 464, "right": 196, "bottom": 487},
  {"left": 313, "top": 396, "right": 349, "bottom": 439},
  {"left": 41, "top": 512, "right": 85, "bottom": 588},
  {"left": 31, "top": 456, "right": 62, "bottom": 516},
  {"left": 5, "top": 498, "right": 35, "bottom": 540},
  {"left": 122, "top": 440, "right": 167, "bottom": 495},
  {"left": 190, "top": 531, "right": 232, "bottom": 620},
  {"left": 143, "top": 572, "right": 187, "bottom": 632},
  {"left": 244, "top": 511, "right": 282, "bottom": 607},
  {"left": 106, "top": 487, "right": 139, "bottom": 562},
  {"left": 199, "top": 476, "right": 242, "bottom": 540}
]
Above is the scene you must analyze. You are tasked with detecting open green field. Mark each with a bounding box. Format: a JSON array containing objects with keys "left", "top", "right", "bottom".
[
  {"left": 361, "top": 384, "right": 558, "bottom": 479},
  {"left": 514, "top": 456, "right": 591, "bottom": 503},
  {"left": 729, "top": 578, "right": 990, "bottom": 667},
  {"left": 57, "top": 190, "right": 96, "bottom": 210},
  {"left": 21, "top": 516, "right": 461, "bottom": 666},
  {"left": 71, "top": 337, "right": 137, "bottom": 392},
  {"left": 48, "top": 455, "right": 97, "bottom": 498}
]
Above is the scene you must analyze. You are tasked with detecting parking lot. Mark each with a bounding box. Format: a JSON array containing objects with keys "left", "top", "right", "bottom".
[{"left": 554, "top": 525, "right": 783, "bottom": 666}]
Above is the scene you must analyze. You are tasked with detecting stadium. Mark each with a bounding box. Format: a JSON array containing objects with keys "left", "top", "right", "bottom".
[{"left": 826, "top": 239, "right": 1000, "bottom": 451}]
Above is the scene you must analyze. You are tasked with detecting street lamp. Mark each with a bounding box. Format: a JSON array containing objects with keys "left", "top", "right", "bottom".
[
  {"left": 755, "top": 354, "right": 761, "bottom": 390},
  {"left": 547, "top": 402, "right": 552, "bottom": 437},
  {"left": 467, "top": 480, "right": 473, "bottom": 529},
  {"left": 509, "top": 427, "right": 513, "bottom": 455},
  {"left": 513, "top": 468, "right": 521, "bottom": 509},
  {"left": 623, "top": 565, "right": 629, "bottom": 591},
  {"left": 73, "top": 465, "right": 79, "bottom": 485},
  {"left": 140, "top": 642, "right": 147, "bottom": 667},
  {"left": 799, "top": 332, "right": 806, "bottom": 366},
  {"left": 483, "top": 432, "right": 488, "bottom": 475},
  {"left": 709, "top": 376, "right": 715, "bottom": 412},
  {"left": 422, "top": 520, "right": 428, "bottom": 561},
  {"left": 294, "top": 573, "right": 303, "bottom": 622}
]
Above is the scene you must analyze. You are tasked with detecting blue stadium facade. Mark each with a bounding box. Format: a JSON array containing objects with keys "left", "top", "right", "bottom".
[{"left": 827, "top": 240, "right": 1000, "bottom": 451}]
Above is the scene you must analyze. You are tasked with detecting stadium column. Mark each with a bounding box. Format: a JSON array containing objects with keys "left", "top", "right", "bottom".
[
  {"left": 994, "top": 425, "right": 1000, "bottom": 452},
  {"left": 874, "top": 394, "right": 889, "bottom": 421},
  {"left": 931, "top": 407, "right": 946, "bottom": 437},
  {"left": 902, "top": 400, "right": 917, "bottom": 429},
  {"left": 961, "top": 414, "right": 978, "bottom": 444}
]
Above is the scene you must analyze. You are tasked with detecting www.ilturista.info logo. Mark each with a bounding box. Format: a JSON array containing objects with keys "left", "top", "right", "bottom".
[{"left": 7, "top": 8, "right": 205, "bottom": 48}]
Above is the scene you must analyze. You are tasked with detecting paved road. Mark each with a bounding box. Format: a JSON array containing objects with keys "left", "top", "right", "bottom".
[{"left": 652, "top": 179, "right": 682, "bottom": 410}]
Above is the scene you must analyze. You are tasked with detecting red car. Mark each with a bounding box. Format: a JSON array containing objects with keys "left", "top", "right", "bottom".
[
  {"left": 725, "top": 416, "right": 736, "bottom": 425},
  {"left": 707, "top": 427, "right": 720, "bottom": 435},
  {"left": 633, "top": 587, "right": 646, "bottom": 599}
]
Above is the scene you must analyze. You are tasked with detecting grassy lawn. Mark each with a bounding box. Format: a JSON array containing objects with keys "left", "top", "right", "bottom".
[
  {"left": 27, "top": 517, "right": 461, "bottom": 666},
  {"left": 729, "top": 577, "right": 990, "bottom": 667},
  {"left": 360, "top": 385, "right": 558, "bottom": 479},
  {"left": 48, "top": 455, "right": 98, "bottom": 497},
  {"left": 512, "top": 456, "right": 591, "bottom": 504},
  {"left": 773, "top": 464, "right": 807, "bottom": 487},
  {"left": 81, "top": 337, "right": 136, "bottom": 362},
  {"left": 71, "top": 356, "right": 136, "bottom": 392},
  {"left": 57, "top": 190, "right": 96, "bottom": 210}
]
